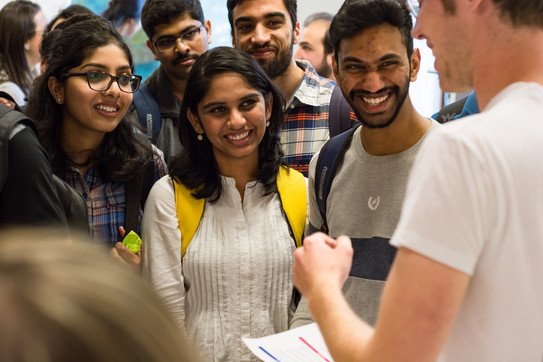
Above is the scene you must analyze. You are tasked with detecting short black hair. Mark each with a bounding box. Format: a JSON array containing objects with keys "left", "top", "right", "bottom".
[
  {"left": 303, "top": 12, "right": 333, "bottom": 27},
  {"left": 330, "top": 0, "right": 413, "bottom": 62},
  {"left": 227, "top": 0, "right": 297, "bottom": 32},
  {"left": 45, "top": 4, "right": 94, "bottom": 33},
  {"left": 141, "top": 0, "right": 205, "bottom": 41}
]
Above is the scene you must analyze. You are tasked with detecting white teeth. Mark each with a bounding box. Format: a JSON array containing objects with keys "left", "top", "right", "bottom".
[
  {"left": 227, "top": 131, "right": 249, "bottom": 141},
  {"left": 95, "top": 105, "right": 117, "bottom": 112},
  {"left": 362, "top": 94, "right": 389, "bottom": 106}
]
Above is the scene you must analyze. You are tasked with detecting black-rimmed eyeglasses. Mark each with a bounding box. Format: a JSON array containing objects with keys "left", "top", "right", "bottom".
[
  {"left": 153, "top": 25, "right": 204, "bottom": 52},
  {"left": 64, "top": 71, "right": 142, "bottom": 93},
  {"left": 406, "top": 0, "right": 420, "bottom": 18}
]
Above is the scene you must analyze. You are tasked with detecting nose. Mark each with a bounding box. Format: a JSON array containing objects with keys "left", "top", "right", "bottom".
[
  {"left": 104, "top": 78, "right": 122, "bottom": 97},
  {"left": 252, "top": 23, "right": 271, "bottom": 45},
  {"left": 361, "top": 70, "right": 386, "bottom": 93},
  {"left": 174, "top": 37, "right": 190, "bottom": 53},
  {"left": 411, "top": 17, "right": 424, "bottom": 40},
  {"left": 228, "top": 109, "right": 247, "bottom": 129}
]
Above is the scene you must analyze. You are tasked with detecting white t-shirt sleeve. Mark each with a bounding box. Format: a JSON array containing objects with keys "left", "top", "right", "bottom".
[
  {"left": 141, "top": 176, "right": 186, "bottom": 329},
  {"left": 390, "top": 128, "right": 494, "bottom": 275}
]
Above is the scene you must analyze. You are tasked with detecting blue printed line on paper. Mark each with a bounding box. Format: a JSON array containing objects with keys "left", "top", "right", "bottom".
[{"left": 258, "top": 346, "right": 280, "bottom": 361}]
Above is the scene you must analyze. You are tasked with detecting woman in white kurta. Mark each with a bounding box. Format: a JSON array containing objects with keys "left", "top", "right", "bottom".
[{"left": 142, "top": 47, "right": 305, "bottom": 361}]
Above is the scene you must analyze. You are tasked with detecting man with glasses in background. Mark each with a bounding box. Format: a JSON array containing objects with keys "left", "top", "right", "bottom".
[
  {"left": 127, "top": 0, "right": 211, "bottom": 163},
  {"left": 292, "top": 0, "right": 543, "bottom": 361}
]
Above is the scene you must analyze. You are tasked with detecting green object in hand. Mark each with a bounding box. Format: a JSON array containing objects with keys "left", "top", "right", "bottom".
[{"left": 123, "top": 230, "right": 141, "bottom": 254}]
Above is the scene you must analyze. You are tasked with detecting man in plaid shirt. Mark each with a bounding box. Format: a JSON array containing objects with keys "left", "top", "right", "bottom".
[{"left": 227, "top": 0, "right": 358, "bottom": 176}]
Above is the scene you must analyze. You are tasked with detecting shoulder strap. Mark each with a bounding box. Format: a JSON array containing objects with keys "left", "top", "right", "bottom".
[
  {"left": 0, "top": 105, "right": 35, "bottom": 191},
  {"left": 124, "top": 160, "right": 155, "bottom": 234},
  {"left": 173, "top": 179, "right": 205, "bottom": 259},
  {"left": 276, "top": 166, "right": 306, "bottom": 247},
  {"left": 314, "top": 123, "right": 360, "bottom": 233},
  {"left": 328, "top": 86, "right": 353, "bottom": 138},
  {"left": 174, "top": 167, "right": 306, "bottom": 260},
  {"left": 132, "top": 82, "right": 161, "bottom": 143}
]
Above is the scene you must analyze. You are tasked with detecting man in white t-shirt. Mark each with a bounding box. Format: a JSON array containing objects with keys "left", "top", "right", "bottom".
[{"left": 292, "top": 0, "right": 543, "bottom": 361}]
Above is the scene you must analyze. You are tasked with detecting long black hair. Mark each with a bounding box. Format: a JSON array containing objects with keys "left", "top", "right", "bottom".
[
  {"left": 168, "top": 46, "right": 286, "bottom": 201},
  {"left": 0, "top": 1, "right": 41, "bottom": 97},
  {"left": 26, "top": 15, "right": 152, "bottom": 182}
]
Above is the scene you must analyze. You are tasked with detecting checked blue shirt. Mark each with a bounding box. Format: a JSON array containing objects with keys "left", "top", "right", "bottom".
[{"left": 64, "top": 145, "right": 167, "bottom": 246}]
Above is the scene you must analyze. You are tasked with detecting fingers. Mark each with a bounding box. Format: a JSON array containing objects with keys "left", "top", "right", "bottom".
[
  {"left": 110, "top": 243, "right": 127, "bottom": 265},
  {"left": 0, "top": 97, "right": 15, "bottom": 109},
  {"left": 118, "top": 226, "right": 126, "bottom": 239},
  {"left": 111, "top": 242, "right": 142, "bottom": 271}
]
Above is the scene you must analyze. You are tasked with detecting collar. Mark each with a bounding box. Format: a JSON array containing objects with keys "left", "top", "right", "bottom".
[
  {"left": 285, "top": 60, "right": 335, "bottom": 109},
  {"left": 145, "top": 65, "right": 182, "bottom": 117}
]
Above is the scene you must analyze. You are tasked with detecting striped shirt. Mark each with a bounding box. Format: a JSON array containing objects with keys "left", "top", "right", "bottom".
[
  {"left": 64, "top": 145, "right": 167, "bottom": 245},
  {"left": 282, "top": 60, "right": 358, "bottom": 176}
]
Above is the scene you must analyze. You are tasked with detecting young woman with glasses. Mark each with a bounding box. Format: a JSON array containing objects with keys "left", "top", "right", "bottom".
[{"left": 26, "top": 15, "right": 167, "bottom": 267}]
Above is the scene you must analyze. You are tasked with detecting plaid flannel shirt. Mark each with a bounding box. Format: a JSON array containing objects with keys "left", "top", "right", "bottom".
[
  {"left": 282, "top": 60, "right": 358, "bottom": 176},
  {"left": 64, "top": 145, "right": 167, "bottom": 246}
]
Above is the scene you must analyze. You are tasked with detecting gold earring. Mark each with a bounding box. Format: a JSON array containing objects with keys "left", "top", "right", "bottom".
[
  {"left": 197, "top": 134, "right": 203, "bottom": 141},
  {"left": 266, "top": 120, "right": 270, "bottom": 127}
]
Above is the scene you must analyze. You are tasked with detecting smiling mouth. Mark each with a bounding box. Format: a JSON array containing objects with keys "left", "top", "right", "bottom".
[
  {"left": 226, "top": 131, "right": 250, "bottom": 141},
  {"left": 95, "top": 105, "right": 118, "bottom": 113},
  {"left": 362, "top": 94, "right": 390, "bottom": 106}
]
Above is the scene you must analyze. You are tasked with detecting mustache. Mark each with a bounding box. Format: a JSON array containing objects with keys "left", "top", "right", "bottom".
[
  {"left": 349, "top": 86, "right": 398, "bottom": 101},
  {"left": 248, "top": 42, "right": 278, "bottom": 52},
  {"left": 172, "top": 53, "right": 199, "bottom": 65}
]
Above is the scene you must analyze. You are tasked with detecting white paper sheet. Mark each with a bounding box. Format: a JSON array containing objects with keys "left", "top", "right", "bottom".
[{"left": 243, "top": 322, "right": 334, "bottom": 362}]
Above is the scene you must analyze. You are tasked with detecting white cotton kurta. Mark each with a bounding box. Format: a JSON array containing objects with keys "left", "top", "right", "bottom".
[{"left": 142, "top": 175, "right": 296, "bottom": 362}]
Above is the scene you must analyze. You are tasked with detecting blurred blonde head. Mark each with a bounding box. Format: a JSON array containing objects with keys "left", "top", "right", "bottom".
[{"left": 0, "top": 229, "right": 199, "bottom": 362}]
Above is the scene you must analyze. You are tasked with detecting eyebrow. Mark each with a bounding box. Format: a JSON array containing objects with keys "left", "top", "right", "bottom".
[
  {"left": 155, "top": 24, "right": 201, "bottom": 41},
  {"left": 200, "top": 93, "right": 261, "bottom": 110},
  {"left": 80, "top": 63, "right": 132, "bottom": 72},
  {"left": 234, "top": 12, "right": 286, "bottom": 27},
  {"left": 342, "top": 53, "right": 402, "bottom": 64}
]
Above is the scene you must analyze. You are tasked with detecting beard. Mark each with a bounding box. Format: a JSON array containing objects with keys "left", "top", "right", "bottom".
[
  {"left": 349, "top": 75, "right": 410, "bottom": 129},
  {"left": 252, "top": 38, "right": 294, "bottom": 79},
  {"left": 315, "top": 57, "right": 333, "bottom": 79}
]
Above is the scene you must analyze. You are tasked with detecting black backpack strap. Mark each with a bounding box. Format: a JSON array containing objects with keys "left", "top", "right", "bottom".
[
  {"left": 328, "top": 86, "right": 354, "bottom": 138},
  {"left": 132, "top": 82, "right": 161, "bottom": 143},
  {"left": 314, "top": 123, "right": 360, "bottom": 233},
  {"left": 0, "top": 105, "right": 35, "bottom": 190},
  {"left": 124, "top": 159, "right": 155, "bottom": 234}
]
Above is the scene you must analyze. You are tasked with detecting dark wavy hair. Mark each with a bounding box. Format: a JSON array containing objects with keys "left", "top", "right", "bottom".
[
  {"left": 0, "top": 0, "right": 41, "bottom": 97},
  {"left": 330, "top": 0, "right": 414, "bottom": 62},
  {"left": 26, "top": 15, "right": 152, "bottom": 182},
  {"left": 227, "top": 0, "right": 297, "bottom": 31},
  {"left": 168, "top": 46, "right": 286, "bottom": 202},
  {"left": 141, "top": 0, "right": 205, "bottom": 41}
]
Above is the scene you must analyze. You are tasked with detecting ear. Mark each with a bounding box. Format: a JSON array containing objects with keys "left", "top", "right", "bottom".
[
  {"left": 332, "top": 55, "right": 339, "bottom": 82},
  {"left": 187, "top": 108, "right": 204, "bottom": 134},
  {"left": 204, "top": 19, "right": 212, "bottom": 46},
  {"left": 264, "top": 92, "right": 273, "bottom": 121},
  {"left": 146, "top": 39, "right": 160, "bottom": 61},
  {"left": 409, "top": 48, "right": 421, "bottom": 82},
  {"left": 292, "top": 21, "right": 301, "bottom": 45},
  {"left": 48, "top": 76, "right": 65, "bottom": 104},
  {"left": 326, "top": 53, "right": 334, "bottom": 70}
]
